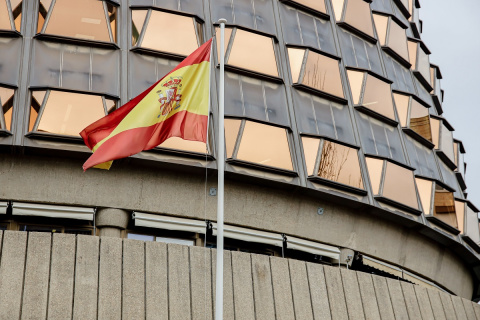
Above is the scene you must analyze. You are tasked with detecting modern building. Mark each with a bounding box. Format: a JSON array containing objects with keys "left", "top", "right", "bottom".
[{"left": 0, "top": 0, "right": 480, "bottom": 318}]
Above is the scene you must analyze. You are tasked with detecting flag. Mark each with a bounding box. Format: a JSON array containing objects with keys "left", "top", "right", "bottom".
[{"left": 80, "top": 38, "right": 212, "bottom": 171}]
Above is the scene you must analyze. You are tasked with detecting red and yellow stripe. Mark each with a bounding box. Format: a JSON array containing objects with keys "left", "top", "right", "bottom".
[{"left": 81, "top": 39, "right": 212, "bottom": 171}]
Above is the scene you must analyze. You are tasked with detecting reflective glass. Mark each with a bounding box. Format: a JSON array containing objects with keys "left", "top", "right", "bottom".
[
  {"left": 416, "top": 178, "right": 433, "bottom": 214},
  {"left": 29, "top": 91, "right": 46, "bottom": 131},
  {"left": 362, "top": 74, "right": 395, "bottom": 120},
  {"left": 404, "top": 135, "right": 440, "bottom": 180},
  {"left": 142, "top": 11, "right": 199, "bottom": 56},
  {"left": 370, "top": 0, "right": 393, "bottom": 15},
  {"left": 10, "top": 0, "right": 22, "bottom": 31},
  {"left": 347, "top": 70, "right": 364, "bottom": 104},
  {"left": 393, "top": 93, "right": 409, "bottom": 127},
  {"left": 387, "top": 20, "right": 409, "bottom": 63},
  {"left": 440, "top": 122, "right": 455, "bottom": 163},
  {"left": 107, "top": 4, "right": 116, "bottom": 42},
  {"left": 0, "top": 87, "right": 14, "bottom": 131},
  {"left": 318, "top": 141, "right": 364, "bottom": 189},
  {"left": 343, "top": 0, "right": 375, "bottom": 38},
  {"left": 383, "top": 162, "right": 418, "bottom": 209},
  {"left": 417, "top": 46, "right": 431, "bottom": 86},
  {"left": 225, "top": 119, "right": 242, "bottom": 158},
  {"left": 466, "top": 206, "right": 480, "bottom": 243},
  {"left": 293, "top": 0, "right": 326, "bottom": 13},
  {"left": 372, "top": 14, "right": 388, "bottom": 45},
  {"left": 455, "top": 201, "right": 465, "bottom": 234},
  {"left": 383, "top": 52, "right": 415, "bottom": 94},
  {"left": 44, "top": 0, "right": 112, "bottom": 42},
  {"left": 430, "top": 117, "right": 440, "bottom": 148},
  {"left": 407, "top": 40, "right": 417, "bottom": 69},
  {"left": 0, "top": 37, "right": 22, "bottom": 85},
  {"left": 365, "top": 157, "right": 383, "bottom": 195},
  {"left": 36, "top": 91, "right": 106, "bottom": 136},
  {"left": 159, "top": 137, "right": 207, "bottom": 154},
  {"left": 438, "top": 159, "right": 461, "bottom": 198},
  {"left": 237, "top": 121, "right": 293, "bottom": 170},
  {"left": 228, "top": 29, "right": 278, "bottom": 77},
  {"left": 338, "top": 29, "right": 382, "bottom": 75},
  {"left": 331, "top": 0, "right": 344, "bottom": 20},
  {"left": 288, "top": 48, "right": 305, "bottom": 83},
  {"left": 301, "top": 51, "right": 344, "bottom": 98},
  {"left": 0, "top": 0, "right": 11, "bottom": 30},
  {"left": 215, "top": 27, "right": 232, "bottom": 58},
  {"left": 433, "top": 186, "right": 457, "bottom": 228},
  {"left": 409, "top": 99, "right": 431, "bottom": 141},
  {"left": 301, "top": 137, "right": 320, "bottom": 175},
  {"left": 131, "top": 10, "right": 147, "bottom": 46},
  {"left": 105, "top": 98, "right": 116, "bottom": 114}
]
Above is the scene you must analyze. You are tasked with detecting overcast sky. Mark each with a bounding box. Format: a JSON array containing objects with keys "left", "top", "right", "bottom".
[{"left": 419, "top": 0, "right": 480, "bottom": 204}]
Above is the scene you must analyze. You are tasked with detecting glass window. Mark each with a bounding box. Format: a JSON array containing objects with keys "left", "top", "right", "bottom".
[
  {"left": 433, "top": 185, "right": 457, "bottom": 229},
  {"left": 438, "top": 159, "right": 461, "bottom": 198},
  {"left": 404, "top": 135, "right": 440, "bottom": 180},
  {"left": 393, "top": 93, "right": 409, "bottom": 127},
  {"left": 454, "top": 141, "right": 466, "bottom": 179},
  {"left": 29, "top": 90, "right": 108, "bottom": 137},
  {"left": 279, "top": 4, "right": 336, "bottom": 55},
  {"left": 211, "top": 0, "right": 276, "bottom": 34},
  {"left": 357, "top": 112, "right": 405, "bottom": 163},
  {"left": 333, "top": 0, "right": 375, "bottom": 39},
  {"left": 217, "top": 27, "right": 278, "bottom": 77},
  {"left": 134, "top": 9, "right": 203, "bottom": 57},
  {"left": 301, "top": 136, "right": 320, "bottom": 175},
  {"left": 465, "top": 205, "right": 480, "bottom": 243},
  {"left": 0, "top": 0, "right": 21, "bottom": 31},
  {"left": 347, "top": 70, "right": 395, "bottom": 121},
  {"left": 292, "top": 90, "right": 354, "bottom": 143},
  {"left": 0, "top": 87, "right": 14, "bottom": 131},
  {"left": 382, "top": 161, "right": 419, "bottom": 210},
  {"left": 408, "top": 40, "right": 431, "bottom": 88},
  {"left": 38, "top": 0, "right": 116, "bottom": 43},
  {"left": 365, "top": 157, "right": 383, "bottom": 194},
  {"left": 455, "top": 201, "right": 465, "bottom": 234},
  {"left": 128, "top": 233, "right": 195, "bottom": 245},
  {"left": 416, "top": 178, "right": 433, "bottom": 215},
  {"left": 383, "top": 52, "right": 415, "bottom": 94},
  {"left": 288, "top": 48, "right": 344, "bottom": 99},
  {"left": 408, "top": 99, "right": 432, "bottom": 142},
  {"left": 373, "top": 14, "right": 409, "bottom": 64},
  {"left": 224, "top": 72, "right": 289, "bottom": 126},
  {"left": 0, "top": 37, "right": 22, "bottom": 86},
  {"left": 337, "top": 28, "right": 383, "bottom": 75},
  {"left": 283, "top": 0, "right": 327, "bottom": 14},
  {"left": 370, "top": 0, "right": 393, "bottom": 16},
  {"left": 225, "top": 119, "right": 293, "bottom": 171},
  {"left": 430, "top": 119, "right": 455, "bottom": 164},
  {"left": 372, "top": 14, "right": 388, "bottom": 44}
]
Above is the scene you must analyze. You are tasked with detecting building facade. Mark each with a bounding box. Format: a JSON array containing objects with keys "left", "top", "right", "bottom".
[{"left": 1, "top": 0, "right": 480, "bottom": 313}]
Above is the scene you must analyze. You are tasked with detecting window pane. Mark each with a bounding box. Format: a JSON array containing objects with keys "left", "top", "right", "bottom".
[
  {"left": 430, "top": 117, "right": 440, "bottom": 148},
  {"left": 416, "top": 46, "right": 431, "bottom": 86},
  {"left": 331, "top": 0, "right": 344, "bottom": 20},
  {"left": 387, "top": 20, "right": 409, "bottom": 63},
  {"left": 44, "top": 0, "right": 112, "bottom": 42},
  {"left": 228, "top": 29, "right": 278, "bottom": 77},
  {"left": 0, "top": 37, "right": 22, "bottom": 85},
  {"left": 438, "top": 159, "right": 460, "bottom": 197},
  {"left": 347, "top": 70, "right": 364, "bottom": 104},
  {"left": 29, "top": 91, "right": 46, "bottom": 131},
  {"left": 292, "top": 0, "right": 326, "bottom": 13},
  {"left": 416, "top": 178, "right": 433, "bottom": 214},
  {"left": 0, "top": 87, "right": 14, "bottom": 131},
  {"left": 288, "top": 48, "right": 305, "bottom": 83},
  {"left": 318, "top": 141, "right": 364, "bottom": 189},
  {"left": 107, "top": 4, "right": 116, "bottom": 42},
  {"left": 433, "top": 186, "right": 457, "bottom": 228},
  {"left": 156, "top": 237, "right": 194, "bottom": 246},
  {"left": 382, "top": 162, "right": 418, "bottom": 209},
  {"left": 128, "top": 233, "right": 155, "bottom": 241},
  {"left": 0, "top": 0, "right": 11, "bottom": 30},
  {"left": 407, "top": 40, "right": 417, "bottom": 69},
  {"left": 36, "top": 91, "right": 106, "bottom": 136},
  {"left": 158, "top": 137, "right": 207, "bottom": 154},
  {"left": 409, "top": 100, "right": 432, "bottom": 141},
  {"left": 237, "top": 121, "right": 293, "bottom": 170},
  {"left": 131, "top": 10, "right": 147, "bottom": 46},
  {"left": 440, "top": 123, "right": 455, "bottom": 162},
  {"left": 10, "top": 0, "right": 22, "bottom": 31},
  {"left": 393, "top": 93, "right": 409, "bottom": 127},
  {"left": 225, "top": 119, "right": 242, "bottom": 158},
  {"left": 383, "top": 52, "right": 415, "bottom": 94},
  {"left": 343, "top": 0, "right": 374, "bottom": 38},
  {"left": 302, "top": 137, "right": 320, "bottom": 176},
  {"left": 373, "top": 14, "right": 388, "bottom": 45},
  {"left": 361, "top": 74, "right": 395, "bottom": 120},
  {"left": 142, "top": 11, "right": 198, "bottom": 56},
  {"left": 365, "top": 157, "right": 383, "bottom": 195},
  {"left": 301, "top": 51, "right": 344, "bottom": 98},
  {"left": 404, "top": 135, "right": 440, "bottom": 180},
  {"left": 455, "top": 201, "right": 465, "bottom": 233},
  {"left": 465, "top": 206, "right": 480, "bottom": 243}
]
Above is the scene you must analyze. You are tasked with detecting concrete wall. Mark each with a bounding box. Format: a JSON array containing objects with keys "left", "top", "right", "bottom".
[
  {"left": 0, "top": 154, "right": 473, "bottom": 297},
  {"left": 0, "top": 230, "right": 478, "bottom": 320}
]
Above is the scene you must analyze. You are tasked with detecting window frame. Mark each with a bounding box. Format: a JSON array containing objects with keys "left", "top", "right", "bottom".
[
  {"left": 279, "top": 0, "right": 329, "bottom": 18},
  {"left": 333, "top": 0, "right": 377, "bottom": 43}
]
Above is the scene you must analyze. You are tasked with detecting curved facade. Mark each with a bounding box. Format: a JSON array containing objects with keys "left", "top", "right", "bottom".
[{"left": 1, "top": 0, "right": 480, "bottom": 304}]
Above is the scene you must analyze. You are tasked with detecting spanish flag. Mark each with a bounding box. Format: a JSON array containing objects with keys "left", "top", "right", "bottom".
[{"left": 80, "top": 39, "right": 212, "bottom": 171}]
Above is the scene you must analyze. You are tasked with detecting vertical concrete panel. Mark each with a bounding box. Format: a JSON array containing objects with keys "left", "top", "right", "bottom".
[
  {"left": 73, "top": 235, "right": 99, "bottom": 320},
  {"left": 413, "top": 286, "right": 435, "bottom": 320},
  {"left": 21, "top": 232, "right": 52, "bottom": 320},
  {"left": 461, "top": 298, "right": 477, "bottom": 320},
  {"left": 190, "top": 246, "right": 213, "bottom": 320},
  {"left": 251, "top": 254, "right": 275, "bottom": 320},
  {"left": 145, "top": 241, "right": 168, "bottom": 320},
  {"left": 47, "top": 233, "right": 76, "bottom": 320},
  {"left": 270, "top": 256, "right": 295, "bottom": 320},
  {"left": 168, "top": 244, "right": 191, "bottom": 320},
  {"left": 451, "top": 295, "right": 468, "bottom": 319},
  {"left": 371, "top": 275, "right": 395, "bottom": 320},
  {"left": 212, "top": 249, "right": 235, "bottom": 320},
  {"left": 356, "top": 272, "right": 381, "bottom": 320},
  {"left": 122, "top": 239, "right": 145, "bottom": 320},
  {"left": 385, "top": 278, "right": 409, "bottom": 320},
  {"left": 400, "top": 282, "right": 422, "bottom": 319},
  {"left": 425, "top": 289, "right": 447, "bottom": 320},
  {"left": 306, "top": 263, "right": 332, "bottom": 320},
  {"left": 289, "top": 259, "right": 314, "bottom": 320},
  {"left": 231, "top": 251, "right": 255, "bottom": 320},
  {"left": 438, "top": 291, "right": 457, "bottom": 320},
  {"left": 323, "top": 266, "right": 348, "bottom": 320},
  {"left": 340, "top": 269, "right": 365, "bottom": 320},
  {"left": 97, "top": 237, "right": 123, "bottom": 320},
  {"left": 0, "top": 231, "right": 27, "bottom": 320}
]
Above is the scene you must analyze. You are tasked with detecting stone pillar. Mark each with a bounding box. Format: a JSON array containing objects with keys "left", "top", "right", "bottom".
[{"left": 95, "top": 208, "right": 130, "bottom": 238}]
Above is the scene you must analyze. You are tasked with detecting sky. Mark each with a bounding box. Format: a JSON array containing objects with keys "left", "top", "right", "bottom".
[{"left": 419, "top": 0, "right": 480, "bottom": 204}]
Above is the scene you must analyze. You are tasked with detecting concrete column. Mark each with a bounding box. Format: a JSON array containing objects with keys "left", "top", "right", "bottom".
[{"left": 95, "top": 208, "right": 130, "bottom": 238}]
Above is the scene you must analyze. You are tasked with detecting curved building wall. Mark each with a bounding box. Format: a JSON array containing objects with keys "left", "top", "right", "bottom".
[{"left": 0, "top": 0, "right": 479, "bottom": 301}]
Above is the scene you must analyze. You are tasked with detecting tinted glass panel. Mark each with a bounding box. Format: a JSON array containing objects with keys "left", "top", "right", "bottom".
[
  {"left": 430, "top": 117, "right": 440, "bottom": 148},
  {"left": 365, "top": 157, "right": 383, "bottom": 195},
  {"left": 362, "top": 74, "right": 395, "bottom": 120},
  {"left": 438, "top": 159, "right": 461, "bottom": 198},
  {"left": 433, "top": 185, "right": 457, "bottom": 228},
  {"left": 465, "top": 206, "right": 480, "bottom": 243},
  {"left": 383, "top": 162, "right": 418, "bottom": 209},
  {"left": 416, "top": 46, "right": 431, "bottom": 85},
  {"left": 36, "top": 91, "right": 106, "bottom": 137},
  {"left": 300, "top": 51, "right": 344, "bottom": 98},
  {"left": 142, "top": 11, "right": 199, "bottom": 56},
  {"left": 416, "top": 178, "right": 433, "bottom": 214},
  {"left": 347, "top": 70, "right": 364, "bottom": 104},
  {"left": 393, "top": 93, "right": 409, "bottom": 127},
  {"left": 131, "top": 10, "right": 147, "bottom": 46},
  {"left": 225, "top": 118, "right": 241, "bottom": 158},
  {"left": 343, "top": 0, "right": 374, "bottom": 38},
  {"left": 455, "top": 201, "right": 465, "bottom": 233},
  {"left": 404, "top": 135, "right": 440, "bottom": 180},
  {"left": 288, "top": 48, "right": 305, "bottom": 83},
  {"left": 0, "top": 37, "right": 22, "bottom": 85},
  {"left": 0, "top": 0, "right": 11, "bottom": 30},
  {"left": 383, "top": 52, "right": 415, "bottom": 93},
  {"left": 302, "top": 137, "right": 320, "bottom": 176},
  {"left": 440, "top": 122, "right": 455, "bottom": 163},
  {"left": 409, "top": 99, "right": 431, "bottom": 141},
  {"left": 290, "top": 0, "right": 326, "bottom": 13},
  {"left": 372, "top": 14, "right": 388, "bottom": 45},
  {"left": 318, "top": 141, "right": 364, "bottom": 189},
  {"left": 237, "top": 121, "right": 293, "bottom": 170},
  {"left": 0, "top": 87, "right": 14, "bottom": 131},
  {"left": 338, "top": 29, "right": 382, "bottom": 75},
  {"left": 159, "top": 137, "right": 207, "bottom": 154},
  {"left": 387, "top": 20, "right": 409, "bottom": 62}
]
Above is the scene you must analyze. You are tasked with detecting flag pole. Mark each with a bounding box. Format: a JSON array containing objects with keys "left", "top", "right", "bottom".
[{"left": 215, "top": 18, "right": 227, "bottom": 320}]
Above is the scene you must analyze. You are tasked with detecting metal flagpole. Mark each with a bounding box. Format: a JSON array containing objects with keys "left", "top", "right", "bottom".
[{"left": 215, "top": 18, "right": 227, "bottom": 320}]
